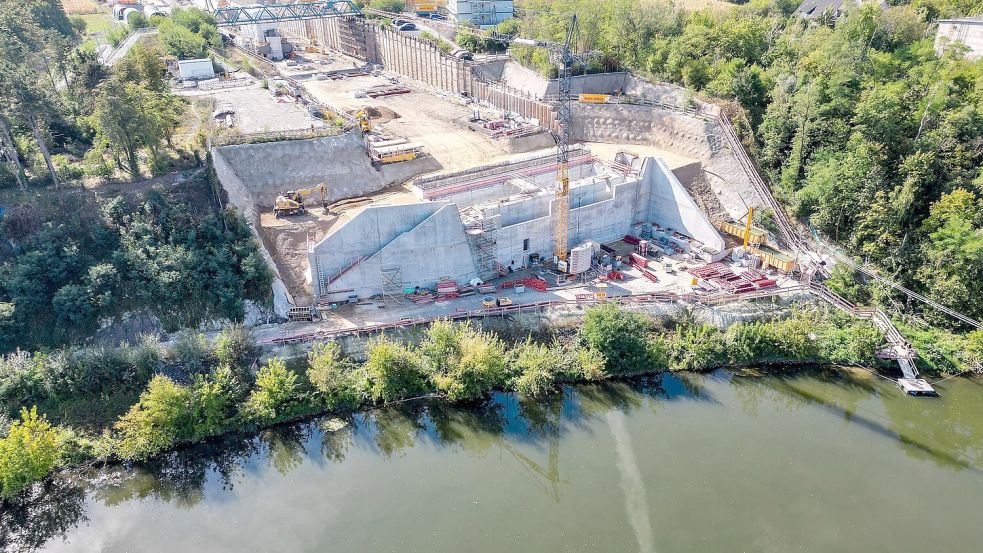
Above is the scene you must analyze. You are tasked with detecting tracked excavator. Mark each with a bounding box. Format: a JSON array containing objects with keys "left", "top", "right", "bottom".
[
  {"left": 274, "top": 183, "right": 327, "bottom": 217},
  {"left": 355, "top": 109, "right": 372, "bottom": 133}
]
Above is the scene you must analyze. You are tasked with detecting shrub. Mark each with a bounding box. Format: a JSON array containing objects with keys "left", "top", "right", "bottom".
[
  {"left": 214, "top": 324, "right": 256, "bottom": 368},
  {"left": 568, "top": 346, "right": 606, "bottom": 381},
  {"left": 242, "top": 358, "right": 301, "bottom": 423},
  {"left": 190, "top": 365, "right": 240, "bottom": 438},
  {"left": 668, "top": 323, "right": 727, "bottom": 370},
  {"left": 173, "top": 331, "right": 212, "bottom": 374},
  {"left": 114, "top": 376, "right": 193, "bottom": 461},
  {"left": 0, "top": 352, "right": 45, "bottom": 414},
  {"left": 580, "top": 304, "right": 656, "bottom": 373},
  {"left": 365, "top": 338, "right": 428, "bottom": 403},
  {"left": 307, "top": 343, "right": 360, "bottom": 409},
  {"left": 511, "top": 339, "right": 559, "bottom": 398},
  {"left": 0, "top": 407, "right": 61, "bottom": 498},
  {"left": 422, "top": 321, "right": 506, "bottom": 402}
]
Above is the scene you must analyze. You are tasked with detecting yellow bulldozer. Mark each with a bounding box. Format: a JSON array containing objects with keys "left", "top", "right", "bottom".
[{"left": 273, "top": 184, "right": 327, "bottom": 217}]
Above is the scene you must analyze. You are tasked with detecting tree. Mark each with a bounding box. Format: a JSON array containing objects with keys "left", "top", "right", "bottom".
[
  {"left": 0, "top": 406, "right": 60, "bottom": 498},
  {"left": 114, "top": 375, "right": 193, "bottom": 461},
  {"left": 242, "top": 358, "right": 300, "bottom": 423},
  {"left": 917, "top": 189, "right": 983, "bottom": 322},
  {"left": 511, "top": 339, "right": 558, "bottom": 398},
  {"left": 307, "top": 342, "right": 360, "bottom": 409},
  {"left": 92, "top": 79, "right": 182, "bottom": 178},
  {"left": 190, "top": 366, "right": 239, "bottom": 439},
  {"left": 364, "top": 338, "right": 427, "bottom": 403},
  {"left": 580, "top": 303, "right": 656, "bottom": 373}
]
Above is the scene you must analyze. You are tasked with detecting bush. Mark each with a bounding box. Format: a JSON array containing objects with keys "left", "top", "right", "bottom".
[
  {"left": 114, "top": 376, "right": 193, "bottom": 461},
  {"left": 0, "top": 407, "right": 61, "bottom": 498},
  {"left": 307, "top": 343, "right": 360, "bottom": 409},
  {"left": 511, "top": 339, "right": 559, "bottom": 398},
  {"left": 190, "top": 365, "right": 240, "bottom": 438},
  {"left": 214, "top": 324, "right": 256, "bottom": 368},
  {"left": 667, "top": 323, "right": 727, "bottom": 370},
  {"left": 242, "top": 358, "right": 301, "bottom": 423},
  {"left": 422, "top": 321, "right": 506, "bottom": 402},
  {"left": 173, "top": 331, "right": 212, "bottom": 374},
  {"left": 580, "top": 304, "right": 657, "bottom": 373},
  {"left": 365, "top": 338, "right": 428, "bottom": 403}
]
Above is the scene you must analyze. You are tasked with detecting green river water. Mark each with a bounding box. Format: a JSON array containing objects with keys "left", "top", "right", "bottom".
[{"left": 5, "top": 368, "right": 983, "bottom": 553}]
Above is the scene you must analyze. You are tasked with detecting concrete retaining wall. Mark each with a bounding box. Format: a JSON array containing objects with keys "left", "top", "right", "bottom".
[
  {"left": 572, "top": 103, "right": 764, "bottom": 219},
  {"left": 211, "top": 150, "right": 294, "bottom": 317},
  {"left": 646, "top": 158, "right": 725, "bottom": 251},
  {"left": 310, "top": 203, "right": 478, "bottom": 301}
]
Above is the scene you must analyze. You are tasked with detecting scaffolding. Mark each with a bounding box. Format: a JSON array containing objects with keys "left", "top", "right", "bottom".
[
  {"left": 461, "top": 206, "right": 499, "bottom": 280},
  {"left": 381, "top": 265, "right": 403, "bottom": 305}
]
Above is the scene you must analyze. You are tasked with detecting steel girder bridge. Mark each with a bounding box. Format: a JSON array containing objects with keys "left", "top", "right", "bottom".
[{"left": 212, "top": 1, "right": 363, "bottom": 27}]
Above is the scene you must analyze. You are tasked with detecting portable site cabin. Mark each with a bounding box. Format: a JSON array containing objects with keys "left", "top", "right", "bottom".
[{"left": 178, "top": 58, "right": 215, "bottom": 81}]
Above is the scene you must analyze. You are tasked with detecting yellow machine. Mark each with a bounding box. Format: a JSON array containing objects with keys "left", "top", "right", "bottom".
[
  {"left": 355, "top": 109, "right": 372, "bottom": 134},
  {"left": 273, "top": 184, "right": 327, "bottom": 217}
]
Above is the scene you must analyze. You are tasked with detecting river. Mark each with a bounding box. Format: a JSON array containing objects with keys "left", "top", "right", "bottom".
[{"left": 5, "top": 368, "right": 983, "bottom": 553}]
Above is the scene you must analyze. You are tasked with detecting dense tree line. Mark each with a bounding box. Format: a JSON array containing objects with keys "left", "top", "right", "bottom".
[
  {"left": 0, "top": 181, "right": 272, "bottom": 351},
  {"left": 0, "top": 305, "right": 907, "bottom": 498},
  {"left": 506, "top": 0, "right": 983, "bottom": 326}
]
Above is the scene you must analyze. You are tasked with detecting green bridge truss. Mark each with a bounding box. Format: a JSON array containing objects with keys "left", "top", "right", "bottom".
[{"left": 213, "top": 1, "right": 363, "bottom": 27}]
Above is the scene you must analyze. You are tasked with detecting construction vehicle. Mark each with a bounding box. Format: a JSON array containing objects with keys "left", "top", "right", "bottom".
[
  {"left": 274, "top": 184, "right": 327, "bottom": 217},
  {"left": 355, "top": 109, "right": 372, "bottom": 133}
]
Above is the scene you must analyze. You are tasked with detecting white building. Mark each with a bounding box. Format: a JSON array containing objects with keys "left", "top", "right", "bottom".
[
  {"left": 446, "top": 0, "right": 513, "bottom": 28},
  {"left": 935, "top": 17, "right": 983, "bottom": 59},
  {"left": 178, "top": 58, "right": 215, "bottom": 80}
]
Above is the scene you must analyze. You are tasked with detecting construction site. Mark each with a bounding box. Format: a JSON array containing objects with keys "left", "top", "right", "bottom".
[{"left": 200, "top": 1, "right": 944, "bottom": 395}]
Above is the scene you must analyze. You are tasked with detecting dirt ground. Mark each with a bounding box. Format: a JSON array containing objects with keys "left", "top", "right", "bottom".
[
  {"left": 304, "top": 75, "right": 514, "bottom": 172},
  {"left": 257, "top": 184, "right": 421, "bottom": 304}
]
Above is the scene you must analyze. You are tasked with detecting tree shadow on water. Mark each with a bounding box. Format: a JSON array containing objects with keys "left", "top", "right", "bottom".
[{"left": 0, "top": 477, "right": 87, "bottom": 553}]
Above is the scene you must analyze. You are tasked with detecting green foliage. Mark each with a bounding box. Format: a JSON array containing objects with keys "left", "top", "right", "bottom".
[
  {"left": 0, "top": 184, "right": 272, "bottom": 352},
  {"left": 580, "top": 303, "right": 659, "bottom": 373},
  {"left": 214, "top": 324, "right": 257, "bottom": 368},
  {"left": 157, "top": 8, "right": 220, "bottom": 59},
  {"left": 0, "top": 407, "right": 60, "bottom": 498},
  {"left": 511, "top": 339, "right": 558, "bottom": 398},
  {"left": 368, "top": 0, "right": 405, "bottom": 12},
  {"left": 365, "top": 337, "right": 428, "bottom": 403},
  {"left": 113, "top": 375, "right": 193, "bottom": 461},
  {"left": 307, "top": 343, "right": 361, "bottom": 409},
  {"left": 825, "top": 264, "right": 871, "bottom": 305},
  {"left": 190, "top": 365, "right": 241, "bottom": 439},
  {"left": 242, "top": 358, "right": 301, "bottom": 423},
  {"left": 422, "top": 321, "right": 507, "bottom": 402}
]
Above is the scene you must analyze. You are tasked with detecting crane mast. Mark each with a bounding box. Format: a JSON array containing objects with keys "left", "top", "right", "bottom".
[{"left": 513, "top": 16, "right": 587, "bottom": 268}]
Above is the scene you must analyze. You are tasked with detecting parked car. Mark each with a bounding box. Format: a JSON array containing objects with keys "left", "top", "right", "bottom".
[
  {"left": 429, "top": 13, "right": 446, "bottom": 20},
  {"left": 397, "top": 22, "right": 417, "bottom": 31}
]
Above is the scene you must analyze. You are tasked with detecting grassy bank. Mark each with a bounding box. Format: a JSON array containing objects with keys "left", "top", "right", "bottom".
[{"left": 0, "top": 303, "right": 904, "bottom": 499}]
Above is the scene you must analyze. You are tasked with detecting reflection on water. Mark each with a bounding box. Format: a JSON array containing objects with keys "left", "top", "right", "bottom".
[{"left": 6, "top": 370, "right": 983, "bottom": 553}]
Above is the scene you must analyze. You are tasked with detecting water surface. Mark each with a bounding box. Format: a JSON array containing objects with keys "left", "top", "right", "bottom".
[{"left": 7, "top": 369, "right": 983, "bottom": 553}]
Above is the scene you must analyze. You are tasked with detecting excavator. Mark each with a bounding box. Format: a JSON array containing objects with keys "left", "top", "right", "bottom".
[
  {"left": 355, "top": 109, "right": 372, "bottom": 134},
  {"left": 273, "top": 183, "right": 327, "bottom": 217}
]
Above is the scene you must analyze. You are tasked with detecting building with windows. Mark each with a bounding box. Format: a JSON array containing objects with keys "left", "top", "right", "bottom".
[{"left": 446, "top": 0, "right": 513, "bottom": 28}]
